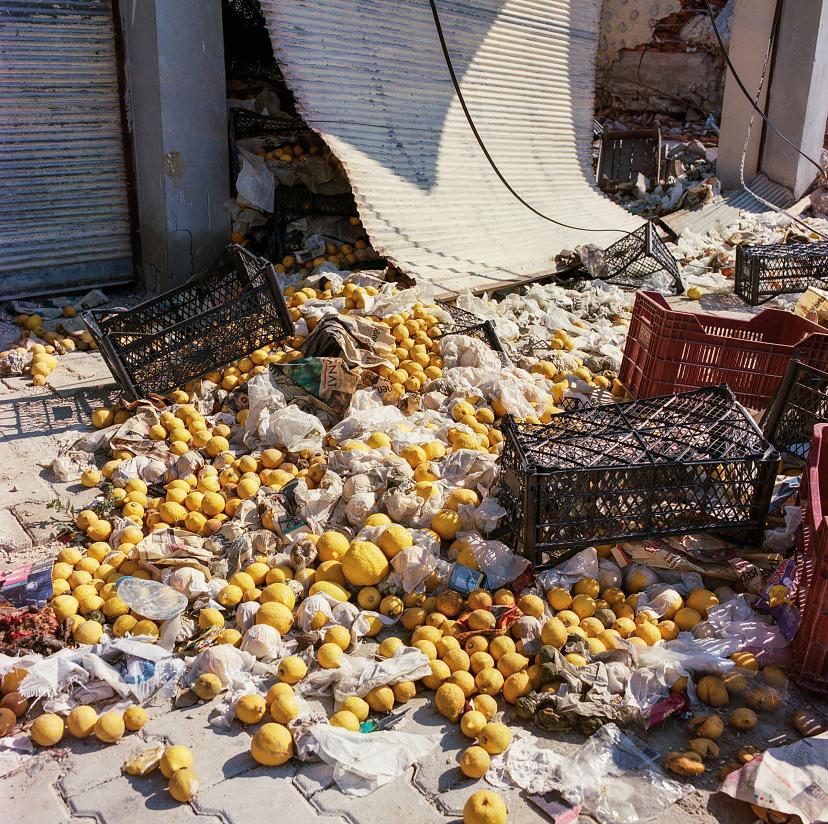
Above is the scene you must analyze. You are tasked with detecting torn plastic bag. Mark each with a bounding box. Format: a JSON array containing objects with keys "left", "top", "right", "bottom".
[
  {"left": 110, "top": 455, "right": 169, "bottom": 486},
  {"left": 440, "top": 449, "right": 498, "bottom": 492},
  {"left": 555, "top": 723, "right": 687, "bottom": 824},
  {"left": 164, "top": 567, "right": 209, "bottom": 598},
  {"left": 236, "top": 148, "right": 275, "bottom": 212},
  {"left": 240, "top": 624, "right": 283, "bottom": 659},
  {"left": 486, "top": 728, "right": 565, "bottom": 795},
  {"left": 235, "top": 601, "right": 260, "bottom": 633},
  {"left": 439, "top": 334, "right": 502, "bottom": 371},
  {"left": 295, "top": 592, "right": 361, "bottom": 633},
  {"left": 472, "top": 539, "right": 530, "bottom": 589},
  {"left": 295, "top": 723, "right": 437, "bottom": 796},
  {"left": 387, "top": 546, "right": 439, "bottom": 594},
  {"left": 537, "top": 547, "right": 599, "bottom": 591},
  {"left": 186, "top": 644, "right": 266, "bottom": 691}
]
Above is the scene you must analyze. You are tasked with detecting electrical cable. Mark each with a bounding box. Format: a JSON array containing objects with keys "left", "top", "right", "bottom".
[
  {"left": 703, "top": 0, "right": 824, "bottom": 174},
  {"left": 427, "top": 0, "right": 628, "bottom": 235}
]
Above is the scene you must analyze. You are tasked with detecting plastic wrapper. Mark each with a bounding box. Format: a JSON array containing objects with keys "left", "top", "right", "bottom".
[
  {"left": 439, "top": 334, "right": 502, "bottom": 371},
  {"left": 537, "top": 547, "right": 599, "bottom": 591},
  {"left": 471, "top": 538, "right": 530, "bottom": 588},
  {"left": 598, "top": 558, "right": 623, "bottom": 590},
  {"left": 186, "top": 644, "right": 261, "bottom": 690},
  {"left": 388, "top": 546, "right": 440, "bottom": 593},
  {"left": 294, "top": 723, "right": 437, "bottom": 796},
  {"left": 236, "top": 148, "right": 275, "bottom": 212},
  {"left": 486, "top": 729, "right": 565, "bottom": 795},
  {"left": 240, "top": 624, "right": 283, "bottom": 659},
  {"left": 235, "top": 602, "right": 261, "bottom": 633},
  {"left": 756, "top": 558, "right": 800, "bottom": 641},
  {"left": 555, "top": 723, "right": 687, "bottom": 824},
  {"left": 295, "top": 592, "right": 361, "bottom": 633}
]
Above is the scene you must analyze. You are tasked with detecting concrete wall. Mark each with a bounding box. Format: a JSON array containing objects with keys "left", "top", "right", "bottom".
[
  {"left": 761, "top": 0, "right": 828, "bottom": 198},
  {"left": 596, "top": 0, "right": 730, "bottom": 116},
  {"left": 119, "top": 0, "right": 230, "bottom": 292}
]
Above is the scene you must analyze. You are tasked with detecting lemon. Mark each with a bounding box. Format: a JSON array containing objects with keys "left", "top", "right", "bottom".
[
  {"left": 392, "top": 681, "right": 416, "bottom": 703},
  {"left": 378, "top": 637, "right": 404, "bottom": 658},
  {"left": 324, "top": 625, "right": 351, "bottom": 651},
  {"left": 198, "top": 607, "right": 225, "bottom": 630},
  {"left": 236, "top": 693, "right": 267, "bottom": 724},
  {"left": 336, "top": 696, "right": 368, "bottom": 722},
  {"left": 330, "top": 710, "right": 360, "bottom": 731},
  {"left": 95, "top": 711, "right": 125, "bottom": 743},
  {"left": 460, "top": 745, "right": 491, "bottom": 779},
  {"left": 316, "top": 531, "right": 349, "bottom": 562},
  {"left": 160, "top": 745, "right": 193, "bottom": 778},
  {"left": 317, "top": 643, "right": 343, "bottom": 669},
  {"left": 341, "top": 540, "right": 388, "bottom": 586},
  {"left": 365, "top": 513, "right": 392, "bottom": 527},
  {"left": 270, "top": 692, "right": 299, "bottom": 724},
  {"left": 123, "top": 706, "right": 148, "bottom": 731},
  {"left": 50, "top": 594, "right": 79, "bottom": 621},
  {"left": 308, "top": 580, "right": 350, "bottom": 602},
  {"left": 0, "top": 707, "right": 15, "bottom": 736},
  {"left": 475, "top": 668, "right": 504, "bottom": 696},
  {"left": 431, "top": 510, "right": 461, "bottom": 540},
  {"left": 464, "top": 790, "right": 507, "bottom": 824},
  {"left": 365, "top": 685, "right": 394, "bottom": 712},
  {"left": 477, "top": 722, "right": 511, "bottom": 755},
  {"left": 472, "top": 694, "right": 498, "bottom": 720},
  {"left": 250, "top": 722, "right": 293, "bottom": 766},
  {"left": 378, "top": 525, "right": 413, "bottom": 558},
  {"left": 460, "top": 710, "right": 488, "bottom": 738},
  {"left": 193, "top": 673, "right": 223, "bottom": 700},
  {"left": 73, "top": 619, "right": 103, "bottom": 645},
  {"left": 31, "top": 713, "right": 65, "bottom": 746},
  {"left": 259, "top": 582, "right": 296, "bottom": 610},
  {"left": 255, "top": 602, "right": 294, "bottom": 634},
  {"left": 546, "top": 587, "right": 572, "bottom": 611},
  {"left": 435, "top": 682, "right": 466, "bottom": 721},
  {"left": 277, "top": 656, "right": 307, "bottom": 684},
  {"left": 445, "top": 489, "right": 479, "bottom": 512},
  {"left": 674, "top": 607, "right": 703, "bottom": 631},
  {"left": 686, "top": 588, "right": 719, "bottom": 617},
  {"left": 168, "top": 767, "right": 200, "bottom": 802},
  {"left": 67, "top": 705, "right": 98, "bottom": 738}
]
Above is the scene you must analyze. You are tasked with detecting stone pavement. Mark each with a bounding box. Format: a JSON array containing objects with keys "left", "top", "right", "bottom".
[{"left": 0, "top": 323, "right": 755, "bottom": 824}]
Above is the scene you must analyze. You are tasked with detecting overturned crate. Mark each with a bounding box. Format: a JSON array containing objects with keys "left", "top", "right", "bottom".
[
  {"left": 585, "top": 223, "right": 683, "bottom": 294},
  {"left": 762, "top": 360, "right": 828, "bottom": 462},
  {"left": 735, "top": 241, "right": 828, "bottom": 306},
  {"left": 83, "top": 245, "right": 293, "bottom": 400},
  {"left": 596, "top": 125, "right": 662, "bottom": 192},
  {"left": 792, "top": 422, "right": 828, "bottom": 694},
  {"left": 436, "top": 302, "right": 508, "bottom": 359},
  {"left": 620, "top": 290, "right": 828, "bottom": 410},
  {"left": 498, "top": 385, "right": 778, "bottom": 565}
]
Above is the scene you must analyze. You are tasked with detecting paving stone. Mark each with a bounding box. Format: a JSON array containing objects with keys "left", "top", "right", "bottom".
[
  {"left": 193, "top": 765, "right": 315, "bottom": 824},
  {"left": 0, "top": 507, "right": 33, "bottom": 549},
  {"left": 292, "top": 760, "right": 336, "bottom": 799},
  {"left": 310, "top": 767, "right": 444, "bottom": 824},
  {"left": 11, "top": 500, "right": 69, "bottom": 544},
  {"left": 67, "top": 771, "right": 221, "bottom": 824},
  {"left": 0, "top": 473, "right": 58, "bottom": 509},
  {"left": 58, "top": 733, "right": 166, "bottom": 799},
  {"left": 0, "top": 755, "right": 68, "bottom": 824},
  {"left": 140, "top": 703, "right": 254, "bottom": 789},
  {"left": 407, "top": 700, "right": 470, "bottom": 800}
]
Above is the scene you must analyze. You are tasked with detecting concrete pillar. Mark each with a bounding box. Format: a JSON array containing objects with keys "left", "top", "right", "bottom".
[
  {"left": 716, "top": 0, "right": 777, "bottom": 191},
  {"left": 760, "top": 0, "right": 828, "bottom": 198},
  {"left": 118, "top": 0, "right": 230, "bottom": 292}
]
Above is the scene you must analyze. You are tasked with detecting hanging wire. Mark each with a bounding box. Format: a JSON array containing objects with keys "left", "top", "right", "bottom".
[{"left": 427, "top": 0, "right": 629, "bottom": 235}]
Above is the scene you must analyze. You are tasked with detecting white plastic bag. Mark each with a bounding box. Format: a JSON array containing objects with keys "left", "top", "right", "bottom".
[{"left": 236, "top": 148, "right": 275, "bottom": 212}]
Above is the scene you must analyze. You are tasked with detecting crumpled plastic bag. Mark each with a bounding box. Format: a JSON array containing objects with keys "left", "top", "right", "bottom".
[
  {"left": 295, "top": 592, "right": 361, "bottom": 633},
  {"left": 186, "top": 644, "right": 261, "bottom": 690},
  {"left": 439, "top": 334, "right": 502, "bottom": 371},
  {"left": 236, "top": 148, "right": 275, "bottom": 212},
  {"left": 165, "top": 567, "right": 209, "bottom": 598},
  {"left": 111, "top": 455, "right": 168, "bottom": 486},
  {"left": 486, "top": 728, "right": 565, "bottom": 795},
  {"left": 235, "top": 601, "right": 260, "bottom": 633},
  {"left": 387, "top": 546, "right": 440, "bottom": 593},
  {"left": 471, "top": 538, "right": 530, "bottom": 589},
  {"left": 240, "top": 624, "right": 283, "bottom": 659},
  {"left": 295, "top": 723, "right": 437, "bottom": 796},
  {"left": 300, "top": 648, "right": 431, "bottom": 703},
  {"left": 537, "top": 547, "right": 599, "bottom": 591},
  {"left": 555, "top": 723, "right": 687, "bottom": 824}
]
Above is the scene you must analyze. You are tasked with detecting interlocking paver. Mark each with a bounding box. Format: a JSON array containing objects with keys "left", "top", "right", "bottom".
[{"left": 0, "top": 757, "right": 68, "bottom": 824}]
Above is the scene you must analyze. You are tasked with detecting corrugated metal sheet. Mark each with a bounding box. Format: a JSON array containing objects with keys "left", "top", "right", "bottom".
[
  {"left": 660, "top": 175, "right": 795, "bottom": 238},
  {"left": 259, "top": 0, "right": 641, "bottom": 294},
  {"left": 0, "top": 0, "right": 133, "bottom": 299}
]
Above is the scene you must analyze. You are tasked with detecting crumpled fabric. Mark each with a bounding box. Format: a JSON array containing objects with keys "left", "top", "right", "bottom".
[{"left": 294, "top": 724, "right": 437, "bottom": 796}]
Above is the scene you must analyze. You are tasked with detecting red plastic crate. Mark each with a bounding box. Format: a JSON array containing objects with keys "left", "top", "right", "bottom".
[
  {"left": 619, "top": 291, "right": 828, "bottom": 410},
  {"left": 792, "top": 423, "right": 828, "bottom": 693}
]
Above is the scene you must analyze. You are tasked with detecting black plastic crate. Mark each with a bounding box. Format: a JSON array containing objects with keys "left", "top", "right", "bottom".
[
  {"left": 436, "top": 302, "right": 509, "bottom": 359},
  {"left": 230, "top": 108, "right": 313, "bottom": 145},
  {"left": 761, "top": 360, "right": 828, "bottom": 461},
  {"left": 735, "top": 241, "right": 828, "bottom": 305},
  {"left": 83, "top": 245, "right": 293, "bottom": 400},
  {"left": 598, "top": 222, "right": 683, "bottom": 294},
  {"left": 497, "top": 385, "right": 778, "bottom": 564},
  {"left": 277, "top": 185, "right": 357, "bottom": 219}
]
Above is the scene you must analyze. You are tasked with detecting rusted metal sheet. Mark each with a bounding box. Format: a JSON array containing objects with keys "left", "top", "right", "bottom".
[
  {"left": 0, "top": 0, "right": 133, "bottom": 299},
  {"left": 259, "top": 0, "right": 641, "bottom": 294}
]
